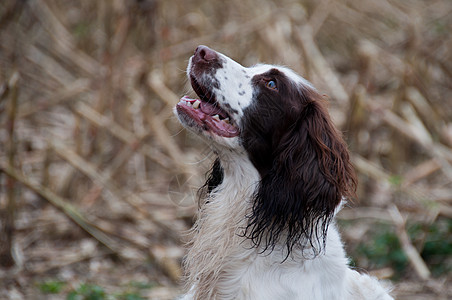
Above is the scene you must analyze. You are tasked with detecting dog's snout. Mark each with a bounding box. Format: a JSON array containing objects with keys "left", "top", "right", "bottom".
[{"left": 194, "top": 45, "right": 218, "bottom": 63}]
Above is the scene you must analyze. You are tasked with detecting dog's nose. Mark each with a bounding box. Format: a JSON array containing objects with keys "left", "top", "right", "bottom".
[{"left": 194, "top": 45, "right": 218, "bottom": 62}]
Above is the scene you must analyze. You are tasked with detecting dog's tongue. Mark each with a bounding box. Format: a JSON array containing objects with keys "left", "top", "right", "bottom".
[{"left": 200, "top": 101, "right": 222, "bottom": 115}]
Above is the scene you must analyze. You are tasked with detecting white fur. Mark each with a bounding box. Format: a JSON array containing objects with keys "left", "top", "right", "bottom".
[
  {"left": 177, "top": 48, "right": 393, "bottom": 300},
  {"left": 179, "top": 154, "right": 392, "bottom": 300}
]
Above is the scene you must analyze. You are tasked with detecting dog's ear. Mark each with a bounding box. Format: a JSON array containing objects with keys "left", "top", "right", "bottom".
[{"left": 245, "top": 92, "right": 357, "bottom": 255}]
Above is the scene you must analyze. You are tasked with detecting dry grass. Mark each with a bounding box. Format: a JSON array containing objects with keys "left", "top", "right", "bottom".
[{"left": 0, "top": 0, "right": 451, "bottom": 299}]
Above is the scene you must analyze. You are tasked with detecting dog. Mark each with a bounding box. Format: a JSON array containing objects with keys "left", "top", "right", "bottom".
[{"left": 175, "top": 45, "right": 393, "bottom": 300}]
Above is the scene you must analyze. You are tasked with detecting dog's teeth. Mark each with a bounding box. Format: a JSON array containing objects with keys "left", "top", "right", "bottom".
[
  {"left": 212, "top": 115, "right": 220, "bottom": 121},
  {"left": 186, "top": 101, "right": 192, "bottom": 106},
  {"left": 193, "top": 100, "right": 201, "bottom": 109},
  {"left": 224, "top": 118, "right": 230, "bottom": 124}
]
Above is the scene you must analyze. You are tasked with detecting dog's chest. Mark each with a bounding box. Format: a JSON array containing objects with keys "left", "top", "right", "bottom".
[{"left": 214, "top": 243, "right": 348, "bottom": 300}]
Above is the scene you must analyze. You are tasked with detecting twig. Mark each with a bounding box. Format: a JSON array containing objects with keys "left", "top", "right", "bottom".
[
  {"left": 28, "top": 251, "right": 108, "bottom": 275},
  {"left": 0, "top": 162, "right": 181, "bottom": 281},
  {"left": 148, "top": 70, "right": 182, "bottom": 110},
  {"left": 18, "top": 79, "right": 90, "bottom": 118},
  {"left": 0, "top": 71, "right": 19, "bottom": 268},
  {"left": 28, "top": 0, "right": 101, "bottom": 76},
  {"left": 155, "top": 10, "right": 276, "bottom": 62},
  {"left": 134, "top": 83, "right": 193, "bottom": 176},
  {"left": 73, "top": 101, "right": 173, "bottom": 170},
  {"left": 148, "top": 248, "right": 182, "bottom": 282},
  {"left": 41, "top": 144, "right": 51, "bottom": 189},
  {"left": 294, "top": 24, "right": 349, "bottom": 107},
  {"left": 308, "top": 0, "right": 333, "bottom": 36},
  {"left": 388, "top": 205, "right": 431, "bottom": 280},
  {"left": 257, "top": 17, "right": 303, "bottom": 70},
  {"left": 88, "top": 216, "right": 182, "bottom": 282},
  {"left": 146, "top": 109, "right": 192, "bottom": 174},
  {"left": 402, "top": 159, "right": 440, "bottom": 187},
  {"left": 367, "top": 100, "right": 452, "bottom": 181},
  {"left": 338, "top": 207, "right": 393, "bottom": 222},
  {"left": 405, "top": 87, "right": 441, "bottom": 134},
  {"left": 50, "top": 139, "right": 181, "bottom": 243},
  {"left": 26, "top": 44, "right": 76, "bottom": 86},
  {"left": 0, "top": 0, "right": 25, "bottom": 30},
  {"left": 352, "top": 155, "right": 451, "bottom": 219},
  {"left": 357, "top": 39, "right": 443, "bottom": 121},
  {"left": 0, "top": 162, "right": 123, "bottom": 257},
  {"left": 399, "top": 102, "right": 432, "bottom": 148},
  {"left": 80, "top": 141, "right": 142, "bottom": 206}
]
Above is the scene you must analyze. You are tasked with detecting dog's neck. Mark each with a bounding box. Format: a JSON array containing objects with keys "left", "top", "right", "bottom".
[
  {"left": 218, "top": 149, "right": 259, "bottom": 184},
  {"left": 185, "top": 151, "right": 259, "bottom": 299},
  {"left": 186, "top": 150, "right": 345, "bottom": 299}
]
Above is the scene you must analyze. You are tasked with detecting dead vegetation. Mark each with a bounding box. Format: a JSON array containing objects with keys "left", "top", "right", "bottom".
[{"left": 0, "top": 0, "right": 451, "bottom": 299}]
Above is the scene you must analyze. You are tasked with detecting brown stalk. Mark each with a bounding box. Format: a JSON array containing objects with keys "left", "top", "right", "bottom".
[
  {"left": 50, "top": 139, "right": 180, "bottom": 243},
  {"left": 0, "top": 71, "right": 19, "bottom": 268},
  {"left": 73, "top": 101, "right": 173, "bottom": 169},
  {"left": 388, "top": 205, "right": 431, "bottom": 280},
  {"left": 0, "top": 161, "right": 132, "bottom": 259},
  {"left": 352, "top": 154, "right": 452, "bottom": 219},
  {"left": 18, "top": 79, "right": 90, "bottom": 118},
  {"left": 367, "top": 100, "right": 452, "bottom": 181},
  {"left": 294, "top": 25, "right": 349, "bottom": 108},
  {"left": 29, "top": 0, "right": 101, "bottom": 76}
]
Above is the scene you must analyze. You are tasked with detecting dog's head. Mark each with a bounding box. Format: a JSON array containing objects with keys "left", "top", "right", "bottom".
[
  {"left": 176, "top": 46, "right": 356, "bottom": 254},
  {"left": 176, "top": 45, "right": 315, "bottom": 149}
]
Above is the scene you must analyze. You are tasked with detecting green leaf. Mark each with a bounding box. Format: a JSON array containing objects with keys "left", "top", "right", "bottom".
[{"left": 38, "top": 280, "right": 66, "bottom": 294}]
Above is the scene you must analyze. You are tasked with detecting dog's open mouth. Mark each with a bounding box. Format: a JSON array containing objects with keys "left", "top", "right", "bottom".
[{"left": 176, "top": 76, "right": 239, "bottom": 138}]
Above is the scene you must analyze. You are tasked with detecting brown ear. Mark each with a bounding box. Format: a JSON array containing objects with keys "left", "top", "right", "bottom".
[{"left": 245, "top": 94, "right": 357, "bottom": 256}]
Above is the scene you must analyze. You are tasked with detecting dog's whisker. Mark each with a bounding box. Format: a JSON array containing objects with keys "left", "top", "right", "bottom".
[{"left": 170, "top": 126, "right": 185, "bottom": 137}]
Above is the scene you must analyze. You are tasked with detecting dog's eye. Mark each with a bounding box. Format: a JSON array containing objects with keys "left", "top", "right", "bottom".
[{"left": 266, "top": 80, "right": 277, "bottom": 90}]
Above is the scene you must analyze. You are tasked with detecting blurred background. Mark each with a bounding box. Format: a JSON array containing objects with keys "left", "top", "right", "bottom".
[{"left": 0, "top": 0, "right": 451, "bottom": 299}]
